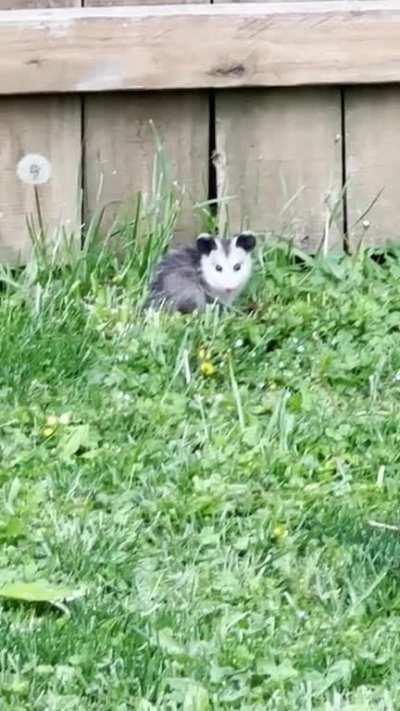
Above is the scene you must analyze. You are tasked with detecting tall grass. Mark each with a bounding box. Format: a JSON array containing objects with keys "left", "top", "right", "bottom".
[{"left": 2, "top": 144, "right": 400, "bottom": 708}]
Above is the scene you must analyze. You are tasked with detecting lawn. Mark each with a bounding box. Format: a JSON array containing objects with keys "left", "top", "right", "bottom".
[{"left": 1, "top": 209, "right": 400, "bottom": 709}]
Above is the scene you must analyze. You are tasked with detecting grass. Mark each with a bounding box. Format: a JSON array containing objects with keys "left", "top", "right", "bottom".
[{"left": 2, "top": 186, "right": 400, "bottom": 709}]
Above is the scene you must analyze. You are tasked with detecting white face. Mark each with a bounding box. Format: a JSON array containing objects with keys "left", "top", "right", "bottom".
[{"left": 199, "top": 237, "right": 254, "bottom": 305}]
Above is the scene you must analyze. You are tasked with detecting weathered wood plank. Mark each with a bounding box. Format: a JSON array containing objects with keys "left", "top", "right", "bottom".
[
  {"left": 85, "top": 0, "right": 203, "bottom": 4},
  {"left": 0, "top": 3, "right": 400, "bottom": 93},
  {"left": 0, "top": 0, "right": 81, "bottom": 265},
  {"left": 84, "top": 91, "right": 209, "bottom": 241},
  {"left": 0, "top": 0, "right": 77, "bottom": 6},
  {"left": 0, "top": 96, "right": 81, "bottom": 264},
  {"left": 83, "top": 0, "right": 209, "bottom": 242},
  {"left": 225, "top": 0, "right": 359, "bottom": 2},
  {"left": 345, "top": 86, "right": 400, "bottom": 249},
  {"left": 1, "top": 0, "right": 356, "bottom": 3},
  {"left": 214, "top": 0, "right": 343, "bottom": 249},
  {"left": 215, "top": 88, "right": 343, "bottom": 250}
]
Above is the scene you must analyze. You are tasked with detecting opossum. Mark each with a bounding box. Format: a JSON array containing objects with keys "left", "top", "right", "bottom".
[{"left": 146, "top": 232, "right": 256, "bottom": 313}]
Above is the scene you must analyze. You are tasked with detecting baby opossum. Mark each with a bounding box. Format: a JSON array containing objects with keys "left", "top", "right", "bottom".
[{"left": 147, "top": 232, "right": 256, "bottom": 313}]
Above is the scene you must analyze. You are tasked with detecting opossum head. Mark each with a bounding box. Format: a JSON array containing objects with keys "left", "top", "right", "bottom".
[{"left": 196, "top": 231, "right": 256, "bottom": 304}]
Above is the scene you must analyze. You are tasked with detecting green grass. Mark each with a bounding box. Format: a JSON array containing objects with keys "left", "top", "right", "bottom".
[{"left": 2, "top": 197, "right": 400, "bottom": 709}]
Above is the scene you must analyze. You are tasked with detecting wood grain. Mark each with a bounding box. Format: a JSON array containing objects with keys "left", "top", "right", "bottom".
[
  {"left": 0, "top": 0, "right": 77, "bottom": 6},
  {"left": 85, "top": 0, "right": 203, "bottom": 4},
  {"left": 83, "top": 0, "right": 209, "bottom": 242},
  {"left": 1, "top": 3, "right": 400, "bottom": 93},
  {"left": 215, "top": 88, "right": 343, "bottom": 250},
  {"left": 0, "top": 95, "right": 81, "bottom": 263},
  {"left": 0, "top": 0, "right": 81, "bottom": 265},
  {"left": 224, "top": 0, "right": 358, "bottom": 2},
  {"left": 84, "top": 91, "right": 208, "bottom": 241},
  {"left": 345, "top": 86, "right": 400, "bottom": 249}
]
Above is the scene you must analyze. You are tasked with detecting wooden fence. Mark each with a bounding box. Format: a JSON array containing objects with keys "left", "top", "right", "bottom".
[{"left": 1, "top": 1, "right": 400, "bottom": 262}]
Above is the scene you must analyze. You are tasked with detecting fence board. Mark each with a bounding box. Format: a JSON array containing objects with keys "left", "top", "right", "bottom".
[
  {"left": 216, "top": 89, "right": 343, "bottom": 249},
  {"left": 84, "top": 91, "right": 208, "bottom": 240},
  {"left": 345, "top": 87, "right": 400, "bottom": 249},
  {"left": 215, "top": 0, "right": 343, "bottom": 249},
  {"left": 1, "top": 3, "right": 400, "bottom": 94},
  {"left": 0, "top": 0, "right": 76, "bottom": 5},
  {"left": 86, "top": 0, "right": 203, "bottom": 3},
  {"left": 83, "top": 0, "right": 209, "bottom": 242},
  {"left": 0, "top": 0, "right": 81, "bottom": 265}
]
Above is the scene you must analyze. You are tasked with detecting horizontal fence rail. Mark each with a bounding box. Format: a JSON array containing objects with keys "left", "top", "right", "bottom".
[{"left": 0, "top": 1, "right": 400, "bottom": 93}]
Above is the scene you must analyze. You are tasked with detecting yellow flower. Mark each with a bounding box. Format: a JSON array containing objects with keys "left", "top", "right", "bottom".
[
  {"left": 46, "top": 415, "right": 58, "bottom": 427},
  {"left": 42, "top": 426, "right": 55, "bottom": 438},
  {"left": 273, "top": 525, "right": 287, "bottom": 540},
  {"left": 200, "top": 360, "right": 216, "bottom": 377}
]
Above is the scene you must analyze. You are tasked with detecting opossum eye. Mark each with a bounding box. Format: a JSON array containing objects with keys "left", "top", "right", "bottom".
[
  {"left": 215, "top": 265, "right": 223, "bottom": 272},
  {"left": 233, "top": 263, "right": 241, "bottom": 272}
]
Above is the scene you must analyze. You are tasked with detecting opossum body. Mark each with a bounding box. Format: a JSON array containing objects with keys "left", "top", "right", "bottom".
[{"left": 147, "top": 232, "right": 256, "bottom": 313}]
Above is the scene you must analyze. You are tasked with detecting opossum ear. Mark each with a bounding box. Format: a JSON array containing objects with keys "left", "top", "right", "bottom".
[
  {"left": 196, "top": 233, "right": 217, "bottom": 256},
  {"left": 236, "top": 231, "right": 256, "bottom": 252}
]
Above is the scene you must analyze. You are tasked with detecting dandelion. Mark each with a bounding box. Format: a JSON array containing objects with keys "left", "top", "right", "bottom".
[
  {"left": 273, "top": 525, "right": 287, "bottom": 540},
  {"left": 17, "top": 154, "right": 52, "bottom": 186},
  {"left": 200, "top": 361, "right": 216, "bottom": 377},
  {"left": 42, "top": 426, "right": 56, "bottom": 438}
]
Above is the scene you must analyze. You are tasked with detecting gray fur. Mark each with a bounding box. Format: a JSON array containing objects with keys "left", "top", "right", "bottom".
[{"left": 146, "top": 246, "right": 210, "bottom": 313}]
